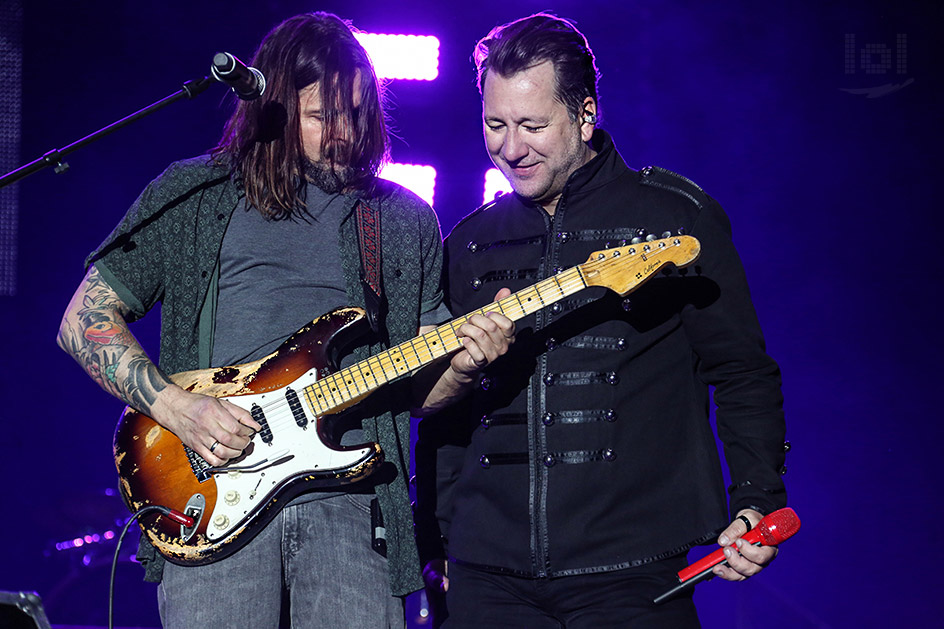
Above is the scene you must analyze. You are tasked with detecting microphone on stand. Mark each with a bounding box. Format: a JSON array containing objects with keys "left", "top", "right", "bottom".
[
  {"left": 654, "top": 507, "right": 800, "bottom": 604},
  {"left": 210, "top": 52, "right": 266, "bottom": 100}
]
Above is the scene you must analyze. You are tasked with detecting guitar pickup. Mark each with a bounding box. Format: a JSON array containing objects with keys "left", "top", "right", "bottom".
[
  {"left": 250, "top": 403, "right": 274, "bottom": 444},
  {"left": 285, "top": 387, "right": 308, "bottom": 429}
]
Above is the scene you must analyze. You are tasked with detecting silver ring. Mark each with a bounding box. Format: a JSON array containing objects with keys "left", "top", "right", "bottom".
[{"left": 209, "top": 440, "right": 220, "bottom": 454}]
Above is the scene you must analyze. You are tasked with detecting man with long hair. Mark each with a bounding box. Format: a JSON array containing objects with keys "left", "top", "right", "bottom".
[
  {"left": 57, "top": 12, "right": 512, "bottom": 627},
  {"left": 416, "top": 13, "right": 787, "bottom": 627}
]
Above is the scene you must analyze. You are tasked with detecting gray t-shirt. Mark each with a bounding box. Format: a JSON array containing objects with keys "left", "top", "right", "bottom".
[{"left": 212, "top": 184, "right": 352, "bottom": 366}]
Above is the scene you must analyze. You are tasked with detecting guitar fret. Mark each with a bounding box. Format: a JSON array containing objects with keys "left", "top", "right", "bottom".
[
  {"left": 429, "top": 326, "right": 451, "bottom": 357},
  {"left": 303, "top": 385, "right": 323, "bottom": 415}
]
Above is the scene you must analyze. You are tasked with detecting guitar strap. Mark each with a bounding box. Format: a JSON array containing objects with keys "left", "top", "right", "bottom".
[{"left": 354, "top": 199, "right": 389, "bottom": 345}]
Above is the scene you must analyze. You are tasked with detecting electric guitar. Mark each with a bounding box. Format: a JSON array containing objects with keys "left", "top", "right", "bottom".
[{"left": 114, "top": 235, "right": 701, "bottom": 565}]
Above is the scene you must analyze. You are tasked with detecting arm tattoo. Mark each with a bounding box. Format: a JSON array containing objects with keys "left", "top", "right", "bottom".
[{"left": 60, "top": 266, "right": 171, "bottom": 414}]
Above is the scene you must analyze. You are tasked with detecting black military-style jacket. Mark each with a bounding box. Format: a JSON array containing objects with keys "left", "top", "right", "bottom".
[{"left": 416, "top": 130, "right": 787, "bottom": 578}]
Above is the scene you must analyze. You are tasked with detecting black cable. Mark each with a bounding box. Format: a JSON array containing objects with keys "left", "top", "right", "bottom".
[{"left": 108, "top": 505, "right": 173, "bottom": 629}]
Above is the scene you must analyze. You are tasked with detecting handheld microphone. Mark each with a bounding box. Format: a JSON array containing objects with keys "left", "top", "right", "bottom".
[
  {"left": 653, "top": 507, "right": 800, "bottom": 604},
  {"left": 211, "top": 52, "right": 266, "bottom": 100}
]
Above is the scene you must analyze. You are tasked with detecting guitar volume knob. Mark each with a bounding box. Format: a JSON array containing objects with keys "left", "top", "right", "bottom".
[
  {"left": 224, "top": 490, "right": 240, "bottom": 506},
  {"left": 213, "top": 514, "right": 230, "bottom": 530}
]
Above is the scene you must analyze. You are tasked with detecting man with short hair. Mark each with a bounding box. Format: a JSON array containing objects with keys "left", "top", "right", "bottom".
[
  {"left": 57, "top": 12, "right": 512, "bottom": 627},
  {"left": 417, "top": 13, "right": 788, "bottom": 627}
]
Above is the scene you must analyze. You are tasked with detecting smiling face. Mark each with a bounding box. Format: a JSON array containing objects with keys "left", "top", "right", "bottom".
[{"left": 482, "top": 60, "right": 596, "bottom": 215}]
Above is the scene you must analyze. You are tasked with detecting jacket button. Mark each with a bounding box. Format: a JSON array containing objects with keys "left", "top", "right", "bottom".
[
  {"left": 605, "top": 409, "right": 617, "bottom": 422},
  {"left": 479, "top": 375, "right": 491, "bottom": 391},
  {"left": 480, "top": 455, "right": 491, "bottom": 468},
  {"left": 602, "top": 449, "right": 617, "bottom": 461},
  {"left": 201, "top": 271, "right": 208, "bottom": 278},
  {"left": 216, "top": 213, "right": 225, "bottom": 220},
  {"left": 606, "top": 372, "right": 619, "bottom": 385},
  {"left": 543, "top": 373, "right": 556, "bottom": 386},
  {"left": 783, "top": 440, "right": 792, "bottom": 453},
  {"left": 779, "top": 464, "right": 788, "bottom": 475},
  {"left": 470, "top": 277, "right": 482, "bottom": 290},
  {"left": 554, "top": 266, "right": 565, "bottom": 274},
  {"left": 622, "top": 299, "right": 632, "bottom": 312},
  {"left": 557, "top": 231, "right": 571, "bottom": 242},
  {"left": 542, "top": 412, "right": 554, "bottom": 426},
  {"left": 550, "top": 303, "right": 563, "bottom": 314},
  {"left": 480, "top": 415, "right": 491, "bottom": 428},
  {"left": 546, "top": 337, "right": 557, "bottom": 351},
  {"left": 543, "top": 455, "right": 556, "bottom": 467},
  {"left": 467, "top": 241, "right": 479, "bottom": 253},
  {"left": 616, "top": 338, "right": 626, "bottom": 350}
]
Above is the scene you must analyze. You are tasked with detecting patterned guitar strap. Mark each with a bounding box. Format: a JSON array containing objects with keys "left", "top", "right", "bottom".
[{"left": 354, "top": 199, "right": 389, "bottom": 346}]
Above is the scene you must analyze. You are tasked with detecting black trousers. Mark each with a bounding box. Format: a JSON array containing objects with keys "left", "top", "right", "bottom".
[{"left": 440, "top": 556, "right": 700, "bottom": 629}]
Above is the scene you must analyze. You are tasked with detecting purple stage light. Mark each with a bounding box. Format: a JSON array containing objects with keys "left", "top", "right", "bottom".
[
  {"left": 380, "top": 162, "right": 437, "bottom": 206},
  {"left": 354, "top": 33, "right": 440, "bottom": 80},
  {"left": 483, "top": 168, "right": 512, "bottom": 204}
]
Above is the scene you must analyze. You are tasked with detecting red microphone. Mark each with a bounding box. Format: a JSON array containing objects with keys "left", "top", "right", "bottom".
[{"left": 653, "top": 507, "right": 800, "bottom": 604}]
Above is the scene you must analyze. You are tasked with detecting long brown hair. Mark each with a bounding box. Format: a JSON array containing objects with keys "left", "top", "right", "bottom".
[{"left": 213, "top": 12, "right": 389, "bottom": 218}]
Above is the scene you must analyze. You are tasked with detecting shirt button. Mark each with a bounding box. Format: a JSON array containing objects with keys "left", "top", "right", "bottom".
[
  {"left": 542, "top": 412, "right": 554, "bottom": 426},
  {"left": 543, "top": 455, "right": 556, "bottom": 467},
  {"left": 606, "top": 372, "right": 619, "bottom": 385},
  {"left": 546, "top": 337, "right": 557, "bottom": 351},
  {"left": 603, "top": 449, "right": 617, "bottom": 461},
  {"left": 605, "top": 409, "right": 617, "bottom": 422},
  {"left": 480, "top": 455, "right": 491, "bottom": 468},
  {"left": 550, "top": 303, "right": 563, "bottom": 315},
  {"left": 470, "top": 277, "right": 482, "bottom": 291},
  {"left": 480, "top": 415, "right": 491, "bottom": 428},
  {"left": 543, "top": 373, "right": 556, "bottom": 386},
  {"left": 467, "top": 241, "right": 479, "bottom": 253},
  {"left": 479, "top": 375, "right": 491, "bottom": 391}
]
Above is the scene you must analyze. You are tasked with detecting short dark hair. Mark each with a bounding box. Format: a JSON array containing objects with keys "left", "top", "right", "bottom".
[
  {"left": 473, "top": 13, "right": 600, "bottom": 121},
  {"left": 214, "top": 12, "right": 389, "bottom": 218}
]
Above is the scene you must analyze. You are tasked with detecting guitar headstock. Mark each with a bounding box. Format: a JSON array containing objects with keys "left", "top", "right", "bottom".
[{"left": 581, "top": 235, "right": 701, "bottom": 296}]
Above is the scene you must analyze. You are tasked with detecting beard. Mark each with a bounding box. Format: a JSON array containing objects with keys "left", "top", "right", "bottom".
[{"left": 304, "top": 159, "right": 357, "bottom": 194}]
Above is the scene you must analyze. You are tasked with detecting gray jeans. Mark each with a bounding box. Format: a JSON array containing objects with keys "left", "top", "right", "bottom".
[{"left": 158, "top": 493, "right": 405, "bottom": 628}]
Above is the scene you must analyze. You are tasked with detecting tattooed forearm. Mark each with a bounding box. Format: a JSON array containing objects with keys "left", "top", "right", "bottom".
[
  {"left": 126, "top": 355, "right": 171, "bottom": 411},
  {"left": 58, "top": 266, "right": 170, "bottom": 414}
]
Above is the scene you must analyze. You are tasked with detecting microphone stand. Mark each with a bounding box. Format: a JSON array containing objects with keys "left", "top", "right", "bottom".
[{"left": 0, "top": 75, "right": 214, "bottom": 189}]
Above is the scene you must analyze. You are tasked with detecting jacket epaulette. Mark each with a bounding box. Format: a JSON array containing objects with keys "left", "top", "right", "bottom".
[
  {"left": 452, "top": 192, "right": 507, "bottom": 231},
  {"left": 639, "top": 165, "right": 710, "bottom": 210}
]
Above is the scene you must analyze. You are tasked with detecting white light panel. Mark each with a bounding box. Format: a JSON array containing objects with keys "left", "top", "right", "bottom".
[{"left": 354, "top": 33, "right": 440, "bottom": 81}]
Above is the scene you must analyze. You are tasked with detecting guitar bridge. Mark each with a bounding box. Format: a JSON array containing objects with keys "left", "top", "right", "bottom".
[{"left": 184, "top": 445, "right": 213, "bottom": 483}]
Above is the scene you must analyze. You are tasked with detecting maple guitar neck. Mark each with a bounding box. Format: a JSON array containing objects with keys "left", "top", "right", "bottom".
[{"left": 302, "top": 235, "right": 701, "bottom": 417}]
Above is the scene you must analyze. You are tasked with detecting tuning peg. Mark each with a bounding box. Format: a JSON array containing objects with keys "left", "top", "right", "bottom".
[
  {"left": 645, "top": 234, "right": 657, "bottom": 242},
  {"left": 630, "top": 237, "right": 644, "bottom": 245},
  {"left": 661, "top": 231, "right": 672, "bottom": 239}
]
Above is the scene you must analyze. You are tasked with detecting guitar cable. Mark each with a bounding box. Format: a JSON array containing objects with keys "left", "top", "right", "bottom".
[{"left": 108, "top": 505, "right": 194, "bottom": 629}]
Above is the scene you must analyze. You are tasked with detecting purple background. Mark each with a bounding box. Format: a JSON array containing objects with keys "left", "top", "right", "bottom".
[{"left": 1, "top": 0, "right": 941, "bottom": 626}]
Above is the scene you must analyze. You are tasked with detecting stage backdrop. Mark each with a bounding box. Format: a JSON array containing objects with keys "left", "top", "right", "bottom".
[{"left": 1, "top": 0, "right": 940, "bottom": 626}]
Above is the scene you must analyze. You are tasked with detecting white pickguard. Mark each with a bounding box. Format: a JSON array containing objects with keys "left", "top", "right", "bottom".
[{"left": 201, "top": 369, "right": 374, "bottom": 541}]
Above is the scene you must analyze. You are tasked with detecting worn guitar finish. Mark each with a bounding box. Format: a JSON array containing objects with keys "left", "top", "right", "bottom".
[{"left": 114, "top": 235, "right": 701, "bottom": 565}]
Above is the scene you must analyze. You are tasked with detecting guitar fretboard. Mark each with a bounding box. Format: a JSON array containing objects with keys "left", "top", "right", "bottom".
[{"left": 301, "top": 266, "right": 587, "bottom": 415}]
